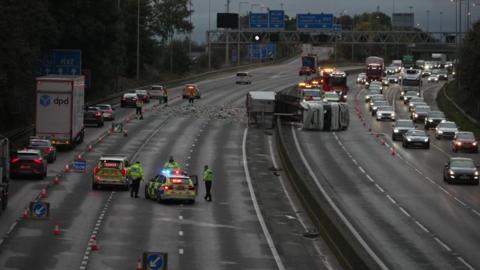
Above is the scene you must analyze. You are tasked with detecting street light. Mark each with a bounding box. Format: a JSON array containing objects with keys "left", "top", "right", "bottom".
[{"left": 238, "top": 1, "right": 249, "bottom": 65}]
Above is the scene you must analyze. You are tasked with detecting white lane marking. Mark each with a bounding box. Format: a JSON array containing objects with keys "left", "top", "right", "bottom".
[
  {"left": 415, "top": 221, "right": 430, "bottom": 233},
  {"left": 438, "top": 186, "right": 450, "bottom": 195},
  {"left": 358, "top": 166, "right": 366, "bottom": 173},
  {"left": 386, "top": 195, "right": 397, "bottom": 205},
  {"left": 366, "top": 175, "right": 375, "bottom": 183},
  {"left": 178, "top": 230, "right": 184, "bottom": 236},
  {"left": 243, "top": 128, "right": 286, "bottom": 270},
  {"left": 375, "top": 184, "right": 385, "bottom": 193},
  {"left": 291, "top": 126, "right": 389, "bottom": 270},
  {"left": 179, "top": 248, "right": 184, "bottom": 255},
  {"left": 434, "top": 237, "right": 452, "bottom": 252},
  {"left": 431, "top": 143, "right": 451, "bottom": 157},
  {"left": 399, "top": 207, "right": 411, "bottom": 217},
  {"left": 179, "top": 215, "right": 183, "bottom": 220},
  {"left": 268, "top": 137, "right": 336, "bottom": 270},
  {"left": 454, "top": 197, "right": 467, "bottom": 207},
  {"left": 472, "top": 209, "right": 480, "bottom": 217},
  {"left": 457, "top": 257, "right": 475, "bottom": 270}
]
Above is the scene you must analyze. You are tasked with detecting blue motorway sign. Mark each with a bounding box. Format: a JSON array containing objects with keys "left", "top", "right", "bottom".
[
  {"left": 143, "top": 252, "right": 168, "bottom": 270},
  {"left": 269, "top": 10, "right": 285, "bottom": 29},
  {"left": 296, "top": 13, "right": 334, "bottom": 30},
  {"left": 41, "top": 49, "right": 82, "bottom": 75},
  {"left": 249, "top": 12, "right": 269, "bottom": 29},
  {"left": 249, "top": 43, "right": 277, "bottom": 60},
  {"left": 73, "top": 158, "right": 87, "bottom": 172},
  {"left": 29, "top": 201, "right": 50, "bottom": 219}
]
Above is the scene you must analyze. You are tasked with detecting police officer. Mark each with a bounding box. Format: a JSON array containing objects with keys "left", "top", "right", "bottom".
[
  {"left": 203, "top": 165, "right": 213, "bottom": 201},
  {"left": 164, "top": 156, "right": 181, "bottom": 170},
  {"left": 128, "top": 161, "right": 144, "bottom": 198},
  {"left": 135, "top": 96, "right": 144, "bottom": 119},
  {"left": 188, "top": 87, "right": 196, "bottom": 104}
]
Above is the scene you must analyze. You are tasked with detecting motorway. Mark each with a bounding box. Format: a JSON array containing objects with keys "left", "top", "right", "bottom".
[
  {"left": 0, "top": 59, "right": 339, "bottom": 270},
  {"left": 286, "top": 75, "right": 480, "bottom": 269}
]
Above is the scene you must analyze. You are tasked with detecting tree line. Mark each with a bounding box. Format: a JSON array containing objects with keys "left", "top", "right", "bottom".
[{"left": 0, "top": 0, "right": 193, "bottom": 132}]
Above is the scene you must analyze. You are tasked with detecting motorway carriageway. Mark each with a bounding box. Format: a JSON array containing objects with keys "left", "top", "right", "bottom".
[
  {"left": 0, "top": 59, "right": 344, "bottom": 270},
  {"left": 288, "top": 75, "right": 480, "bottom": 269}
]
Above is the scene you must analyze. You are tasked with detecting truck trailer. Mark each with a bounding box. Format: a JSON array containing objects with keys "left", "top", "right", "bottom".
[
  {"left": 366, "top": 56, "right": 385, "bottom": 83},
  {"left": 35, "top": 75, "right": 85, "bottom": 149}
]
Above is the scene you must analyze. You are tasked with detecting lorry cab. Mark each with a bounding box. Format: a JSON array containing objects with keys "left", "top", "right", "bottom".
[{"left": 236, "top": 72, "right": 252, "bottom": 84}]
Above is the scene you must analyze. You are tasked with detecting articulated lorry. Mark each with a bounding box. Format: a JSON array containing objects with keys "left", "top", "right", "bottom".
[
  {"left": 0, "top": 136, "right": 9, "bottom": 211},
  {"left": 35, "top": 75, "right": 85, "bottom": 149},
  {"left": 300, "top": 54, "right": 319, "bottom": 75}
]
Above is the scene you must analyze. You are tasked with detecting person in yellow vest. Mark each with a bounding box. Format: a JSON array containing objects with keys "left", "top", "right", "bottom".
[
  {"left": 203, "top": 165, "right": 213, "bottom": 201},
  {"left": 128, "top": 161, "right": 144, "bottom": 198},
  {"left": 164, "top": 156, "right": 181, "bottom": 170},
  {"left": 135, "top": 96, "right": 144, "bottom": 119}
]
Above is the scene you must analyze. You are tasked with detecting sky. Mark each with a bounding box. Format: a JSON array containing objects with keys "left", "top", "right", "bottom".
[{"left": 189, "top": 0, "right": 480, "bottom": 42}]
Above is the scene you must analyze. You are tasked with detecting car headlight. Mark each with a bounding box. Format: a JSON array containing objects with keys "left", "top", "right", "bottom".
[
  {"left": 437, "top": 130, "right": 443, "bottom": 134},
  {"left": 456, "top": 141, "right": 462, "bottom": 146},
  {"left": 407, "top": 138, "right": 412, "bottom": 142},
  {"left": 401, "top": 91, "right": 405, "bottom": 96},
  {"left": 449, "top": 169, "right": 455, "bottom": 175},
  {"left": 475, "top": 171, "right": 479, "bottom": 176},
  {"left": 428, "top": 119, "right": 433, "bottom": 122},
  {"left": 473, "top": 142, "right": 477, "bottom": 146},
  {"left": 394, "top": 129, "right": 399, "bottom": 133},
  {"left": 391, "top": 112, "right": 395, "bottom": 117},
  {"left": 413, "top": 113, "right": 418, "bottom": 118},
  {"left": 424, "top": 138, "right": 429, "bottom": 142},
  {"left": 366, "top": 95, "right": 370, "bottom": 99},
  {"left": 343, "top": 95, "right": 347, "bottom": 99}
]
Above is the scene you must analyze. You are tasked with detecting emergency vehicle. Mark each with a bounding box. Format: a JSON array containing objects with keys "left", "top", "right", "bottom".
[
  {"left": 182, "top": 84, "right": 201, "bottom": 99},
  {"left": 144, "top": 169, "right": 198, "bottom": 204},
  {"left": 92, "top": 155, "right": 130, "bottom": 190},
  {"left": 320, "top": 68, "right": 348, "bottom": 102}
]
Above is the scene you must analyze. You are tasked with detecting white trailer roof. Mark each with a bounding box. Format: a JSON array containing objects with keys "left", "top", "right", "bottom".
[{"left": 249, "top": 91, "right": 275, "bottom": 100}]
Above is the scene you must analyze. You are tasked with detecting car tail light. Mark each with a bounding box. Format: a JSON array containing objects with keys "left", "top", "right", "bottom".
[
  {"left": 473, "top": 142, "right": 478, "bottom": 146},
  {"left": 164, "top": 185, "right": 173, "bottom": 190},
  {"left": 33, "top": 159, "right": 43, "bottom": 165},
  {"left": 44, "top": 147, "right": 54, "bottom": 154},
  {"left": 121, "top": 168, "right": 127, "bottom": 177},
  {"left": 188, "top": 186, "right": 195, "bottom": 191},
  {"left": 96, "top": 112, "right": 101, "bottom": 117},
  {"left": 66, "top": 140, "right": 70, "bottom": 145},
  {"left": 11, "top": 157, "right": 20, "bottom": 164},
  {"left": 95, "top": 176, "right": 101, "bottom": 182}
]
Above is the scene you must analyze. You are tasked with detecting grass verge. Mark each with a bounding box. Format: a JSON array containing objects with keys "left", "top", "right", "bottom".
[{"left": 436, "top": 82, "right": 480, "bottom": 138}]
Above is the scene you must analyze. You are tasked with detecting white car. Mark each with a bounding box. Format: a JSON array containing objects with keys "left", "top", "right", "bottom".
[
  {"left": 428, "top": 75, "right": 439, "bottom": 82},
  {"left": 435, "top": 121, "right": 459, "bottom": 139},
  {"left": 376, "top": 106, "right": 396, "bottom": 121},
  {"left": 236, "top": 72, "right": 252, "bottom": 84}
]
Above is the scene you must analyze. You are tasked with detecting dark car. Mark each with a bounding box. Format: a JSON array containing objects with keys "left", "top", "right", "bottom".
[
  {"left": 392, "top": 119, "right": 416, "bottom": 141},
  {"left": 438, "top": 70, "right": 448, "bottom": 81},
  {"left": 120, "top": 93, "right": 138, "bottom": 108},
  {"left": 27, "top": 138, "right": 56, "bottom": 163},
  {"left": 402, "top": 90, "right": 420, "bottom": 103},
  {"left": 452, "top": 131, "right": 478, "bottom": 153},
  {"left": 411, "top": 106, "right": 430, "bottom": 123},
  {"left": 10, "top": 149, "right": 47, "bottom": 179},
  {"left": 424, "top": 111, "right": 446, "bottom": 129},
  {"left": 97, "top": 104, "right": 115, "bottom": 121},
  {"left": 84, "top": 106, "right": 104, "bottom": 127},
  {"left": 443, "top": 157, "right": 479, "bottom": 185},
  {"left": 402, "top": 129, "right": 430, "bottom": 149}
]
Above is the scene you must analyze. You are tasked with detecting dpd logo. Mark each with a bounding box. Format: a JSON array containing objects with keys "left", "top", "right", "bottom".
[
  {"left": 54, "top": 96, "right": 69, "bottom": 105},
  {"left": 39, "top": 95, "right": 51, "bottom": 107}
]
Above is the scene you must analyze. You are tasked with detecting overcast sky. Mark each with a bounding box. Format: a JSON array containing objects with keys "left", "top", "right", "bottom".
[{"left": 189, "top": 0, "right": 480, "bottom": 42}]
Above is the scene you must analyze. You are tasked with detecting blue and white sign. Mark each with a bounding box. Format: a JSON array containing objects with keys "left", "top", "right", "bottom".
[
  {"left": 73, "top": 158, "right": 87, "bottom": 172},
  {"left": 41, "top": 49, "right": 82, "bottom": 75},
  {"left": 143, "top": 252, "right": 168, "bottom": 270},
  {"left": 249, "top": 12, "right": 269, "bottom": 29},
  {"left": 29, "top": 201, "right": 50, "bottom": 219},
  {"left": 249, "top": 43, "right": 277, "bottom": 60},
  {"left": 297, "top": 13, "right": 334, "bottom": 30},
  {"left": 269, "top": 10, "right": 285, "bottom": 30}
]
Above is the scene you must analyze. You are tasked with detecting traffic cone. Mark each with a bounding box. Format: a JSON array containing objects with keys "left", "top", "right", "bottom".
[
  {"left": 53, "top": 224, "right": 61, "bottom": 235},
  {"left": 88, "top": 144, "right": 93, "bottom": 152},
  {"left": 391, "top": 147, "right": 396, "bottom": 156},
  {"left": 53, "top": 176, "right": 60, "bottom": 185},
  {"left": 40, "top": 188, "right": 48, "bottom": 198},
  {"left": 22, "top": 208, "right": 29, "bottom": 220},
  {"left": 90, "top": 236, "right": 99, "bottom": 251},
  {"left": 135, "top": 258, "right": 143, "bottom": 270},
  {"left": 64, "top": 164, "right": 70, "bottom": 173}
]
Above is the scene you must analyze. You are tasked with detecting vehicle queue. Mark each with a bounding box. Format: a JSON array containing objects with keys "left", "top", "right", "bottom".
[{"left": 358, "top": 60, "right": 479, "bottom": 185}]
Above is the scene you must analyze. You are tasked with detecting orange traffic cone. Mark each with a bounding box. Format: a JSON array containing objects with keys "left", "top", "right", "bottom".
[
  {"left": 53, "top": 224, "right": 61, "bottom": 235},
  {"left": 90, "top": 236, "right": 99, "bottom": 251},
  {"left": 22, "top": 208, "right": 29, "bottom": 219},
  {"left": 391, "top": 147, "right": 396, "bottom": 156},
  {"left": 64, "top": 164, "right": 71, "bottom": 173},
  {"left": 135, "top": 258, "right": 143, "bottom": 270},
  {"left": 88, "top": 145, "right": 93, "bottom": 152},
  {"left": 40, "top": 188, "right": 48, "bottom": 198},
  {"left": 53, "top": 176, "right": 60, "bottom": 185}
]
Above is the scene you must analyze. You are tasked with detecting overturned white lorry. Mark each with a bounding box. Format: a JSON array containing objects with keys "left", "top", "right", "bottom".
[{"left": 301, "top": 102, "right": 349, "bottom": 131}]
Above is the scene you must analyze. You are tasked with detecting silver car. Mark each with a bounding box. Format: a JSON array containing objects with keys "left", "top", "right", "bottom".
[
  {"left": 403, "top": 129, "right": 430, "bottom": 149},
  {"left": 435, "top": 121, "right": 459, "bottom": 139},
  {"left": 409, "top": 100, "right": 427, "bottom": 112},
  {"left": 376, "top": 106, "right": 395, "bottom": 121},
  {"left": 402, "top": 90, "right": 420, "bottom": 103},
  {"left": 365, "top": 89, "right": 382, "bottom": 103},
  {"left": 371, "top": 100, "right": 389, "bottom": 115},
  {"left": 392, "top": 119, "right": 416, "bottom": 141},
  {"left": 369, "top": 95, "right": 386, "bottom": 111}
]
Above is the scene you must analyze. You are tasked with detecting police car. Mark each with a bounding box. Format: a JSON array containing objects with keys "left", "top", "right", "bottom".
[
  {"left": 92, "top": 155, "right": 130, "bottom": 190},
  {"left": 145, "top": 169, "right": 198, "bottom": 204}
]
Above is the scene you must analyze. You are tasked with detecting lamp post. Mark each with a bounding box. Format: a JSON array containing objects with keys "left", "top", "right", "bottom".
[
  {"left": 238, "top": 1, "right": 249, "bottom": 65},
  {"left": 225, "top": 0, "right": 231, "bottom": 67}
]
